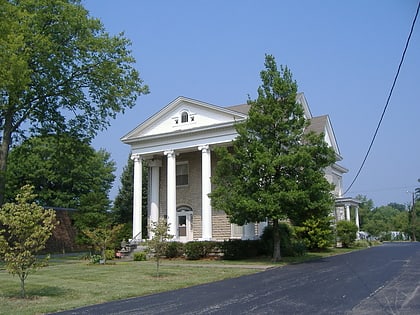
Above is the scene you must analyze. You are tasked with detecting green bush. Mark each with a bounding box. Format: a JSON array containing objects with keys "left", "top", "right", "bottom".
[
  {"left": 105, "top": 249, "right": 115, "bottom": 261},
  {"left": 336, "top": 220, "right": 358, "bottom": 248},
  {"left": 184, "top": 241, "right": 218, "bottom": 260},
  {"left": 90, "top": 254, "right": 102, "bottom": 264},
  {"left": 221, "top": 239, "right": 262, "bottom": 260},
  {"left": 165, "top": 242, "right": 185, "bottom": 258},
  {"left": 295, "top": 217, "right": 333, "bottom": 251},
  {"left": 133, "top": 251, "right": 147, "bottom": 261}
]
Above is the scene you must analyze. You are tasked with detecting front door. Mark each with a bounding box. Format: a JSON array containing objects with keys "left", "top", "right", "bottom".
[{"left": 177, "top": 209, "right": 192, "bottom": 242}]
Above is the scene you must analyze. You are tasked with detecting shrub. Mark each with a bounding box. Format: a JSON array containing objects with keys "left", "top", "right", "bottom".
[
  {"left": 133, "top": 251, "right": 147, "bottom": 261},
  {"left": 295, "top": 217, "right": 333, "bottom": 251},
  {"left": 336, "top": 220, "right": 358, "bottom": 247},
  {"left": 105, "top": 249, "right": 115, "bottom": 261},
  {"left": 165, "top": 242, "right": 185, "bottom": 258},
  {"left": 221, "top": 239, "right": 262, "bottom": 260},
  {"left": 90, "top": 254, "right": 102, "bottom": 264},
  {"left": 184, "top": 241, "right": 218, "bottom": 260}
]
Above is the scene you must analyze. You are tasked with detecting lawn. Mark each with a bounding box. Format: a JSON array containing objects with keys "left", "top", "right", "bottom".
[{"left": 0, "top": 247, "right": 363, "bottom": 315}]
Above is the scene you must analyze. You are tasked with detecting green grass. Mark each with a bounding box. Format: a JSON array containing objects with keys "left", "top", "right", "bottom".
[
  {"left": 0, "top": 256, "right": 264, "bottom": 315},
  {"left": 0, "top": 247, "right": 366, "bottom": 315}
]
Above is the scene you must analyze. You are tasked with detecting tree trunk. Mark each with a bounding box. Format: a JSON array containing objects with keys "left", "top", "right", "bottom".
[
  {"left": 20, "top": 273, "right": 26, "bottom": 298},
  {"left": 0, "top": 116, "right": 13, "bottom": 206},
  {"left": 272, "top": 219, "right": 282, "bottom": 262}
]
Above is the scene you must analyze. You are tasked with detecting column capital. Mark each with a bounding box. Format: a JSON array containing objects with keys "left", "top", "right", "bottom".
[
  {"left": 164, "top": 150, "right": 175, "bottom": 158},
  {"left": 131, "top": 153, "right": 142, "bottom": 162},
  {"left": 148, "top": 158, "right": 162, "bottom": 168},
  {"left": 198, "top": 145, "right": 210, "bottom": 153}
]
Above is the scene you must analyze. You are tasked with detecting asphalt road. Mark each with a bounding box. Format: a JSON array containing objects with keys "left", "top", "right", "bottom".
[{"left": 53, "top": 242, "right": 420, "bottom": 315}]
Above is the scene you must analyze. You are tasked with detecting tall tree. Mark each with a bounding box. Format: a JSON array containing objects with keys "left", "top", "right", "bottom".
[
  {"left": 0, "top": 185, "right": 57, "bottom": 298},
  {"left": 0, "top": 0, "right": 148, "bottom": 204},
  {"left": 5, "top": 134, "right": 115, "bottom": 230},
  {"left": 211, "top": 55, "right": 336, "bottom": 261}
]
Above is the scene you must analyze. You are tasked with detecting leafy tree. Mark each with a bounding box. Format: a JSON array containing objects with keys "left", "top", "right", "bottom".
[
  {"left": 387, "top": 202, "right": 406, "bottom": 212},
  {"left": 355, "top": 195, "right": 374, "bottom": 230},
  {"left": 362, "top": 205, "right": 410, "bottom": 240},
  {"left": 0, "top": 0, "right": 149, "bottom": 205},
  {"left": 336, "top": 220, "right": 358, "bottom": 248},
  {"left": 5, "top": 134, "right": 115, "bottom": 232},
  {"left": 0, "top": 185, "right": 57, "bottom": 298},
  {"left": 82, "top": 224, "right": 124, "bottom": 264},
  {"left": 210, "top": 55, "right": 336, "bottom": 261},
  {"left": 147, "top": 220, "right": 173, "bottom": 277},
  {"left": 112, "top": 156, "right": 148, "bottom": 239}
]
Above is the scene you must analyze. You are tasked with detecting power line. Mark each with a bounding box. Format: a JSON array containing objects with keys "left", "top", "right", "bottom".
[{"left": 344, "top": 1, "right": 420, "bottom": 195}]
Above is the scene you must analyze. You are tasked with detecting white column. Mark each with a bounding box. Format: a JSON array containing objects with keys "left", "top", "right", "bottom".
[
  {"left": 243, "top": 223, "right": 255, "bottom": 240},
  {"left": 199, "top": 145, "right": 212, "bottom": 240},
  {"left": 149, "top": 159, "right": 161, "bottom": 238},
  {"left": 164, "top": 150, "right": 177, "bottom": 237},
  {"left": 258, "top": 220, "right": 268, "bottom": 237},
  {"left": 131, "top": 154, "right": 142, "bottom": 241},
  {"left": 345, "top": 205, "right": 351, "bottom": 221},
  {"left": 355, "top": 206, "right": 360, "bottom": 239}
]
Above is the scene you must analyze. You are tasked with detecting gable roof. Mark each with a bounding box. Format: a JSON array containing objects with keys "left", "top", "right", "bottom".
[
  {"left": 121, "top": 96, "right": 248, "bottom": 143},
  {"left": 121, "top": 94, "right": 342, "bottom": 159}
]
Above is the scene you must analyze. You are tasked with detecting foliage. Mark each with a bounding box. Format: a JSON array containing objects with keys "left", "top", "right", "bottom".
[
  {"left": 165, "top": 241, "right": 185, "bottom": 259},
  {"left": 362, "top": 205, "right": 409, "bottom": 239},
  {"left": 221, "top": 239, "right": 261, "bottom": 260},
  {"left": 112, "top": 156, "right": 148, "bottom": 239},
  {"left": 336, "top": 221, "right": 358, "bottom": 248},
  {"left": 0, "top": 0, "right": 149, "bottom": 205},
  {"left": 82, "top": 224, "right": 124, "bottom": 264},
  {"left": 295, "top": 217, "right": 333, "bottom": 251},
  {"left": 147, "top": 220, "right": 173, "bottom": 277},
  {"left": 0, "top": 185, "right": 57, "bottom": 298},
  {"left": 210, "top": 54, "right": 336, "bottom": 261},
  {"left": 184, "top": 241, "right": 218, "bottom": 260},
  {"left": 5, "top": 134, "right": 115, "bottom": 233},
  {"left": 133, "top": 251, "right": 147, "bottom": 261}
]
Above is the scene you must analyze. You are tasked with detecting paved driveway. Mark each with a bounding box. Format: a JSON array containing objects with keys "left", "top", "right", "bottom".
[{"left": 53, "top": 242, "right": 420, "bottom": 315}]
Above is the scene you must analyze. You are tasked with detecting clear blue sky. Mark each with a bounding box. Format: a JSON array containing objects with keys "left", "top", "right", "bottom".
[{"left": 84, "top": 0, "right": 420, "bottom": 207}]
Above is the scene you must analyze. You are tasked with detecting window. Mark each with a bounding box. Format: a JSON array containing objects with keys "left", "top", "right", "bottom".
[
  {"left": 181, "top": 111, "right": 188, "bottom": 123},
  {"left": 176, "top": 163, "right": 188, "bottom": 186}
]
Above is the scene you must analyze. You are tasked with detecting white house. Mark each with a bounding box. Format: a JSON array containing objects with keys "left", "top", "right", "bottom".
[{"left": 121, "top": 94, "right": 360, "bottom": 242}]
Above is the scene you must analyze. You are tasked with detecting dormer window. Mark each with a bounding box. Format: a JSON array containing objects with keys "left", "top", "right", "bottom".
[{"left": 181, "top": 111, "right": 189, "bottom": 123}]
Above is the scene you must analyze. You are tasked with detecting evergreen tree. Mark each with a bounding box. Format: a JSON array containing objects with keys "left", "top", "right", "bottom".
[{"left": 211, "top": 55, "right": 336, "bottom": 261}]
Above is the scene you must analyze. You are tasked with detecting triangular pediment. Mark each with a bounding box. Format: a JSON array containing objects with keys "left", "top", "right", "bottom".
[{"left": 122, "top": 96, "right": 248, "bottom": 142}]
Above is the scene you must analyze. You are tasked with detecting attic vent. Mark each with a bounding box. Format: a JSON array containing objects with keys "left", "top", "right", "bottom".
[{"left": 181, "top": 111, "right": 189, "bottom": 123}]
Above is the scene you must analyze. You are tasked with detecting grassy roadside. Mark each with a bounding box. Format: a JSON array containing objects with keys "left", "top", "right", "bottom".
[{"left": 0, "top": 247, "right": 365, "bottom": 315}]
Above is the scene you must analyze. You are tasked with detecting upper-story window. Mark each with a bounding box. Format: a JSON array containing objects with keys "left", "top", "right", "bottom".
[
  {"left": 176, "top": 162, "right": 188, "bottom": 186},
  {"left": 181, "top": 111, "right": 189, "bottom": 123}
]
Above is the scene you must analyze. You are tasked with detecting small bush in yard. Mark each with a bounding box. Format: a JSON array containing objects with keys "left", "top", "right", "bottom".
[
  {"left": 336, "top": 220, "right": 358, "bottom": 248},
  {"left": 165, "top": 242, "right": 184, "bottom": 258},
  {"left": 133, "top": 251, "right": 147, "bottom": 261}
]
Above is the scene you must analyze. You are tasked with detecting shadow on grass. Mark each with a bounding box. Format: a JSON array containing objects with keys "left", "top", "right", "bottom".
[{"left": 4, "top": 286, "right": 73, "bottom": 299}]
